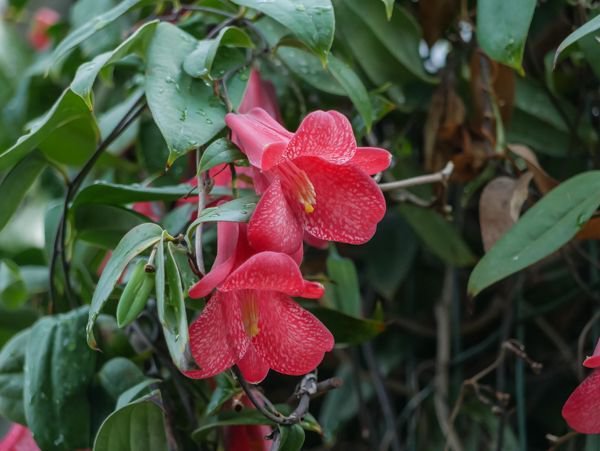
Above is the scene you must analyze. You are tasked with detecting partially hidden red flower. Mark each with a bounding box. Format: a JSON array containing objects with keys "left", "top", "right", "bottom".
[
  {"left": 562, "top": 339, "right": 600, "bottom": 433},
  {"left": 28, "top": 8, "right": 59, "bottom": 51},
  {"left": 225, "top": 108, "right": 391, "bottom": 254},
  {"left": 186, "top": 222, "right": 333, "bottom": 383},
  {"left": 0, "top": 424, "right": 39, "bottom": 451},
  {"left": 223, "top": 396, "right": 271, "bottom": 451}
]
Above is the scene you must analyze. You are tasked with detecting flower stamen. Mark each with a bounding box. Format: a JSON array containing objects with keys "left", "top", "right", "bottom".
[{"left": 275, "top": 161, "right": 316, "bottom": 214}]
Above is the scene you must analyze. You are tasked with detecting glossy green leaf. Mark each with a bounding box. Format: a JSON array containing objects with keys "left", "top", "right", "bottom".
[
  {"left": 115, "top": 379, "right": 160, "bottom": 410},
  {"left": 24, "top": 307, "right": 96, "bottom": 451},
  {"left": 198, "top": 138, "right": 246, "bottom": 174},
  {"left": 73, "top": 182, "right": 194, "bottom": 206},
  {"left": 326, "top": 250, "right": 361, "bottom": 317},
  {"left": 116, "top": 261, "right": 154, "bottom": 327},
  {"left": 98, "top": 357, "right": 147, "bottom": 402},
  {"left": 87, "top": 223, "right": 163, "bottom": 349},
  {"left": 74, "top": 204, "right": 148, "bottom": 248},
  {"left": 0, "top": 329, "right": 29, "bottom": 424},
  {"left": 469, "top": 171, "right": 600, "bottom": 297},
  {"left": 0, "top": 151, "right": 46, "bottom": 231},
  {"left": 93, "top": 392, "right": 168, "bottom": 451},
  {"left": 205, "top": 374, "right": 240, "bottom": 416},
  {"left": 0, "top": 89, "right": 98, "bottom": 170},
  {"left": 305, "top": 306, "right": 385, "bottom": 345},
  {"left": 381, "top": 0, "right": 394, "bottom": 19},
  {"left": 145, "top": 23, "right": 228, "bottom": 166},
  {"left": 50, "top": 0, "right": 151, "bottom": 67},
  {"left": 476, "top": 0, "right": 536, "bottom": 71},
  {"left": 399, "top": 205, "right": 476, "bottom": 267},
  {"left": 278, "top": 424, "right": 305, "bottom": 451},
  {"left": 0, "top": 260, "right": 27, "bottom": 309},
  {"left": 183, "top": 26, "right": 254, "bottom": 80},
  {"left": 71, "top": 20, "right": 158, "bottom": 108},
  {"left": 232, "top": 0, "right": 334, "bottom": 62},
  {"left": 186, "top": 195, "right": 259, "bottom": 242},
  {"left": 555, "top": 14, "right": 600, "bottom": 66},
  {"left": 327, "top": 54, "right": 372, "bottom": 131},
  {"left": 155, "top": 236, "right": 196, "bottom": 371}
]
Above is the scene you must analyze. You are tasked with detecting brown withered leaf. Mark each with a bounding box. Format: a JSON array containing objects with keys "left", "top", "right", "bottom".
[
  {"left": 424, "top": 82, "right": 466, "bottom": 172},
  {"left": 508, "top": 144, "right": 559, "bottom": 194},
  {"left": 576, "top": 217, "right": 600, "bottom": 240},
  {"left": 479, "top": 173, "right": 533, "bottom": 251},
  {"left": 419, "top": 0, "right": 458, "bottom": 47},
  {"left": 451, "top": 137, "right": 489, "bottom": 183}
]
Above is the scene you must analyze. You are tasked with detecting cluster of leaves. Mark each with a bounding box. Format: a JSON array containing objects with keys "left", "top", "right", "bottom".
[{"left": 2, "top": 0, "right": 600, "bottom": 450}]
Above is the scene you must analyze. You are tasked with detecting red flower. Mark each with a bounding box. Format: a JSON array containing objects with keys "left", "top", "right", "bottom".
[
  {"left": 225, "top": 108, "right": 391, "bottom": 254},
  {"left": 186, "top": 222, "right": 333, "bottom": 383},
  {"left": 223, "top": 396, "right": 271, "bottom": 451},
  {"left": 0, "top": 424, "right": 39, "bottom": 451},
  {"left": 28, "top": 8, "right": 59, "bottom": 51},
  {"left": 562, "top": 339, "right": 600, "bottom": 433}
]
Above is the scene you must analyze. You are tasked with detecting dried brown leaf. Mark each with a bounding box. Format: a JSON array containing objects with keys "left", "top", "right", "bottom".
[{"left": 508, "top": 144, "right": 559, "bottom": 194}]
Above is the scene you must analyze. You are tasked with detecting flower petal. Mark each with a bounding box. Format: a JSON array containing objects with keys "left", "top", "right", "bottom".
[
  {"left": 238, "top": 69, "right": 282, "bottom": 123},
  {"left": 261, "top": 141, "right": 287, "bottom": 171},
  {"left": 286, "top": 111, "right": 356, "bottom": 164},
  {"left": 236, "top": 345, "right": 270, "bottom": 384},
  {"left": 247, "top": 180, "right": 304, "bottom": 255},
  {"left": 220, "top": 252, "right": 324, "bottom": 299},
  {"left": 584, "top": 339, "right": 600, "bottom": 368},
  {"left": 186, "top": 291, "right": 248, "bottom": 379},
  {"left": 224, "top": 424, "right": 271, "bottom": 451},
  {"left": 253, "top": 292, "right": 334, "bottom": 376},
  {"left": 303, "top": 232, "right": 328, "bottom": 249},
  {"left": 562, "top": 369, "right": 600, "bottom": 433},
  {"left": 225, "top": 108, "right": 293, "bottom": 168},
  {"left": 296, "top": 157, "right": 386, "bottom": 244},
  {"left": 189, "top": 222, "right": 239, "bottom": 298},
  {"left": 349, "top": 147, "right": 392, "bottom": 175}
]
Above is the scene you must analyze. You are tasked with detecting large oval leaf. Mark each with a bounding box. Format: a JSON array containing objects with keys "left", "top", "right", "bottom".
[
  {"left": 468, "top": 171, "right": 600, "bottom": 297},
  {"left": 87, "top": 223, "right": 163, "bottom": 348},
  {"left": 24, "top": 307, "right": 96, "bottom": 451},
  {"left": 73, "top": 182, "right": 194, "bottom": 206},
  {"left": 476, "top": 0, "right": 536, "bottom": 71},
  {"left": 93, "top": 392, "right": 168, "bottom": 451},
  {"left": 231, "top": 0, "right": 334, "bottom": 63},
  {"left": 145, "top": 22, "right": 228, "bottom": 166}
]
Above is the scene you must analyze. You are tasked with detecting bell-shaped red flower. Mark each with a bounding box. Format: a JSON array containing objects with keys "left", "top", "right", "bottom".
[
  {"left": 562, "top": 339, "right": 600, "bottom": 433},
  {"left": 186, "top": 223, "right": 333, "bottom": 383},
  {"left": 223, "top": 396, "right": 271, "bottom": 451},
  {"left": 28, "top": 8, "right": 59, "bottom": 51},
  {"left": 225, "top": 108, "right": 391, "bottom": 254}
]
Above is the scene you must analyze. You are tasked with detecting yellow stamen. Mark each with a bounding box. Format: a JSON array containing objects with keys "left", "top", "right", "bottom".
[
  {"left": 303, "top": 202, "right": 315, "bottom": 214},
  {"left": 241, "top": 292, "right": 260, "bottom": 338},
  {"left": 275, "top": 161, "right": 317, "bottom": 214}
]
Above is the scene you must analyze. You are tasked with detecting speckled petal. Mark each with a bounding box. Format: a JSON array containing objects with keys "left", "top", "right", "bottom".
[
  {"left": 253, "top": 292, "right": 334, "bottom": 376},
  {"left": 562, "top": 369, "right": 600, "bottom": 433},
  {"left": 296, "top": 156, "right": 386, "bottom": 244},
  {"left": 220, "top": 252, "right": 324, "bottom": 299},
  {"left": 285, "top": 111, "right": 356, "bottom": 164},
  {"left": 247, "top": 179, "right": 304, "bottom": 255},
  {"left": 349, "top": 147, "right": 392, "bottom": 175},
  {"left": 236, "top": 345, "right": 270, "bottom": 384}
]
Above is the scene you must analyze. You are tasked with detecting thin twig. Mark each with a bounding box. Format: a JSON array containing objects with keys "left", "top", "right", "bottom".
[{"left": 379, "top": 161, "right": 454, "bottom": 192}]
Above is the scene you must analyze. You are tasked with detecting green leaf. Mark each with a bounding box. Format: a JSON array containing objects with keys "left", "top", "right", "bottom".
[
  {"left": 205, "top": 374, "right": 240, "bottom": 416},
  {"left": 0, "top": 151, "right": 46, "bottom": 231},
  {"left": 116, "top": 261, "right": 154, "bottom": 327},
  {"left": 0, "top": 329, "right": 29, "bottom": 424},
  {"left": 468, "top": 171, "right": 600, "bottom": 297},
  {"left": 145, "top": 22, "right": 228, "bottom": 166},
  {"left": 305, "top": 305, "right": 385, "bottom": 345},
  {"left": 50, "top": 0, "right": 151, "bottom": 68},
  {"left": 278, "top": 424, "right": 305, "bottom": 451},
  {"left": 555, "top": 14, "right": 600, "bottom": 66},
  {"left": 198, "top": 138, "right": 246, "bottom": 174},
  {"left": 381, "top": 0, "right": 395, "bottom": 19},
  {"left": 399, "top": 205, "right": 476, "bottom": 267},
  {"left": 24, "top": 307, "right": 96, "bottom": 451},
  {"left": 98, "top": 357, "right": 147, "bottom": 402},
  {"left": 87, "top": 223, "right": 163, "bottom": 349},
  {"left": 232, "top": 0, "right": 334, "bottom": 62},
  {"left": 476, "top": 0, "right": 536, "bottom": 71},
  {"left": 0, "top": 89, "right": 98, "bottom": 170},
  {"left": 0, "top": 260, "right": 27, "bottom": 309},
  {"left": 327, "top": 54, "right": 372, "bottom": 131},
  {"left": 183, "top": 26, "right": 254, "bottom": 80},
  {"left": 71, "top": 20, "right": 158, "bottom": 108},
  {"left": 115, "top": 379, "right": 160, "bottom": 410},
  {"left": 93, "top": 392, "right": 168, "bottom": 451},
  {"left": 73, "top": 182, "right": 194, "bottom": 206},
  {"left": 326, "top": 250, "right": 361, "bottom": 317},
  {"left": 155, "top": 236, "right": 195, "bottom": 371},
  {"left": 74, "top": 204, "right": 148, "bottom": 248}
]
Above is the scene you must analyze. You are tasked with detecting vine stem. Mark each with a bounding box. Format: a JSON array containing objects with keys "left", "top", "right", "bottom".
[
  {"left": 378, "top": 161, "right": 454, "bottom": 192},
  {"left": 48, "top": 94, "right": 146, "bottom": 311}
]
